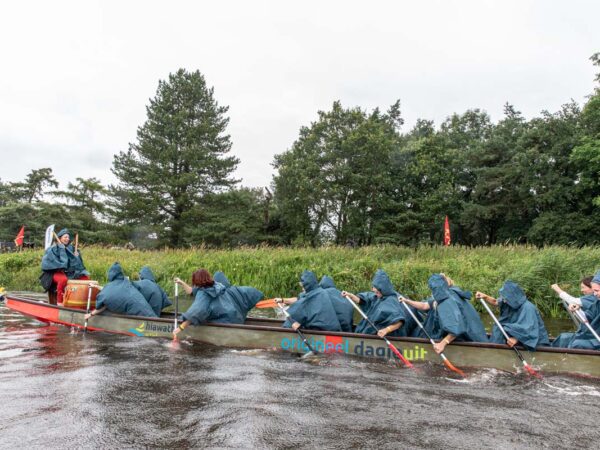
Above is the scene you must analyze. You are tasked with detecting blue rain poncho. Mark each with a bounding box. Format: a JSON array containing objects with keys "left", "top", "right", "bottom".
[
  {"left": 41, "top": 228, "right": 89, "bottom": 279},
  {"left": 489, "top": 281, "right": 550, "bottom": 350},
  {"left": 319, "top": 275, "right": 354, "bottom": 332},
  {"left": 354, "top": 269, "right": 419, "bottom": 337},
  {"left": 552, "top": 286, "right": 600, "bottom": 350},
  {"left": 96, "top": 263, "right": 157, "bottom": 317},
  {"left": 132, "top": 266, "right": 172, "bottom": 316},
  {"left": 183, "top": 277, "right": 263, "bottom": 325},
  {"left": 214, "top": 271, "right": 231, "bottom": 288},
  {"left": 420, "top": 274, "right": 488, "bottom": 342},
  {"left": 283, "top": 271, "right": 342, "bottom": 332}
]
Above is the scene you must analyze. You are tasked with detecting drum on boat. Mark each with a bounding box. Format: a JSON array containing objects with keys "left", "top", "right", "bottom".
[{"left": 62, "top": 280, "right": 99, "bottom": 309}]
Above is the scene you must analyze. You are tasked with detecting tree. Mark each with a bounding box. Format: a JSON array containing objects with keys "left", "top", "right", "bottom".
[
  {"left": 272, "top": 101, "right": 400, "bottom": 245},
  {"left": 10, "top": 168, "right": 58, "bottom": 204},
  {"left": 111, "top": 69, "right": 239, "bottom": 246}
]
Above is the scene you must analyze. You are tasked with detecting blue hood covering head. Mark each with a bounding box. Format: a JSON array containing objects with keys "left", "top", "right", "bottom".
[
  {"left": 592, "top": 270, "right": 600, "bottom": 285},
  {"left": 108, "top": 262, "right": 125, "bottom": 282},
  {"left": 498, "top": 281, "right": 527, "bottom": 309},
  {"left": 139, "top": 266, "right": 156, "bottom": 282},
  {"left": 57, "top": 228, "right": 71, "bottom": 238},
  {"left": 428, "top": 274, "right": 451, "bottom": 302},
  {"left": 372, "top": 269, "right": 395, "bottom": 297},
  {"left": 300, "top": 270, "right": 319, "bottom": 292},
  {"left": 319, "top": 275, "right": 336, "bottom": 290},
  {"left": 214, "top": 271, "right": 231, "bottom": 288}
]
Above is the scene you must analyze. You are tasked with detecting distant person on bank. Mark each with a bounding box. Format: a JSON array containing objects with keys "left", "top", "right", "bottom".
[
  {"left": 40, "top": 228, "right": 89, "bottom": 304},
  {"left": 173, "top": 269, "right": 263, "bottom": 337}
]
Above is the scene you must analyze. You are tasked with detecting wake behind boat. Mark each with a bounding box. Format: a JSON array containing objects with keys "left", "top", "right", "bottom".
[{"left": 5, "top": 293, "right": 600, "bottom": 378}]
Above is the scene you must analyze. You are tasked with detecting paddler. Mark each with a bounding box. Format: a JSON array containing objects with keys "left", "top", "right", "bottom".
[
  {"left": 319, "top": 275, "right": 354, "bottom": 332},
  {"left": 476, "top": 281, "right": 550, "bottom": 350},
  {"left": 173, "top": 269, "right": 263, "bottom": 337},
  {"left": 280, "top": 270, "right": 342, "bottom": 332},
  {"left": 342, "top": 269, "right": 419, "bottom": 338},
  {"left": 551, "top": 271, "right": 600, "bottom": 350},
  {"left": 84, "top": 262, "right": 157, "bottom": 319},
  {"left": 401, "top": 273, "right": 488, "bottom": 354},
  {"left": 551, "top": 276, "right": 596, "bottom": 312},
  {"left": 132, "top": 266, "right": 172, "bottom": 316},
  {"left": 40, "top": 228, "right": 89, "bottom": 304}
]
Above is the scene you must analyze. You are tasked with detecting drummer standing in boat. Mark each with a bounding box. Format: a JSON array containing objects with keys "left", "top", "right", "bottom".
[{"left": 40, "top": 228, "right": 90, "bottom": 305}]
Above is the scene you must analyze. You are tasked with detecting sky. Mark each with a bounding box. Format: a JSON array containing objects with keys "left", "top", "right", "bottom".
[{"left": 0, "top": 0, "right": 598, "bottom": 191}]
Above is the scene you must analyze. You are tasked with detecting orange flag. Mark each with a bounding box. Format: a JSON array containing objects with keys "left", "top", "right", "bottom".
[
  {"left": 443, "top": 216, "right": 451, "bottom": 246},
  {"left": 14, "top": 225, "right": 25, "bottom": 247}
]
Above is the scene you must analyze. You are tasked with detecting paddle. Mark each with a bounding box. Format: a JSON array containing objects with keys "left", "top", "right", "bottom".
[
  {"left": 255, "top": 298, "right": 278, "bottom": 309},
  {"left": 83, "top": 283, "right": 94, "bottom": 332},
  {"left": 173, "top": 282, "right": 179, "bottom": 340},
  {"left": 343, "top": 294, "right": 413, "bottom": 369},
  {"left": 573, "top": 307, "right": 600, "bottom": 343},
  {"left": 74, "top": 233, "right": 79, "bottom": 254},
  {"left": 398, "top": 296, "right": 465, "bottom": 377},
  {"left": 275, "top": 301, "right": 317, "bottom": 357},
  {"left": 478, "top": 297, "right": 541, "bottom": 378}
]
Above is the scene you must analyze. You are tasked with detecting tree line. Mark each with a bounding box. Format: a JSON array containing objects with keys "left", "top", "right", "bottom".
[{"left": 2, "top": 55, "right": 599, "bottom": 248}]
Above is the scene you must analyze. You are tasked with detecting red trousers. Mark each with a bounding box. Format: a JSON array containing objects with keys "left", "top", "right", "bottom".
[{"left": 53, "top": 272, "right": 90, "bottom": 304}]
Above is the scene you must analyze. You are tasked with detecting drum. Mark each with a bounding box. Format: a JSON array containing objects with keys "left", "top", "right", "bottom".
[{"left": 62, "top": 280, "right": 99, "bottom": 310}]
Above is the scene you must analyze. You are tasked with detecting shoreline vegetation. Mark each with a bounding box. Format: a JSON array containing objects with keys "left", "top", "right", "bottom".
[{"left": 1, "top": 245, "right": 598, "bottom": 319}]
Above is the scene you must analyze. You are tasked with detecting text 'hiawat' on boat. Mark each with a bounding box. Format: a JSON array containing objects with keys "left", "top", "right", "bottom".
[{"left": 4, "top": 293, "right": 600, "bottom": 378}]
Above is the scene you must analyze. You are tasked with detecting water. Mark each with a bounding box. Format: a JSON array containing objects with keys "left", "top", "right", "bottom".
[{"left": 1, "top": 303, "right": 599, "bottom": 449}]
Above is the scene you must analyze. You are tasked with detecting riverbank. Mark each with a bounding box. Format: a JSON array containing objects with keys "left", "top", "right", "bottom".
[{"left": 1, "top": 245, "right": 599, "bottom": 318}]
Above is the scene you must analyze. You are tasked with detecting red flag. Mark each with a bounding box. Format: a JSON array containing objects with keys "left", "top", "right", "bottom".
[
  {"left": 14, "top": 225, "right": 25, "bottom": 247},
  {"left": 443, "top": 216, "right": 451, "bottom": 246}
]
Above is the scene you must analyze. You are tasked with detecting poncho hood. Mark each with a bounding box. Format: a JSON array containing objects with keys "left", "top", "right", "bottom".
[
  {"left": 57, "top": 228, "right": 71, "bottom": 238},
  {"left": 592, "top": 270, "right": 600, "bottom": 285},
  {"left": 139, "top": 266, "right": 156, "bottom": 282},
  {"left": 108, "top": 262, "right": 125, "bottom": 282},
  {"left": 214, "top": 271, "right": 231, "bottom": 288},
  {"left": 202, "top": 282, "right": 227, "bottom": 299},
  {"left": 372, "top": 269, "right": 395, "bottom": 297},
  {"left": 499, "top": 281, "right": 527, "bottom": 310},
  {"left": 300, "top": 270, "right": 319, "bottom": 292},
  {"left": 319, "top": 275, "right": 336, "bottom": 290},
  {"left": 428, "top": 274, "right": 451, "bottom": 303}
]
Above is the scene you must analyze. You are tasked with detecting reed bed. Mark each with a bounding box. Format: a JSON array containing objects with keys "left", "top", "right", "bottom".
[{"left": 1, "top": 245, "right": 599, "bottom": 318}]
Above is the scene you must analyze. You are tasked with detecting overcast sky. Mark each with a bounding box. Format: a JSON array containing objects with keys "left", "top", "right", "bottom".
[{"left": 1, "top": 0, "right": 598, "bottom": 191}]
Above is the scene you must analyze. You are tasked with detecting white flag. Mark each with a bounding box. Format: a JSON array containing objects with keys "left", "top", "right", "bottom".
[{"left": 44, "top": 224, "right": 55, "bottom": 250}]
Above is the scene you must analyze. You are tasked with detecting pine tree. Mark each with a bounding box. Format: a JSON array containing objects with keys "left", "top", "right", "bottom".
[{"left": 111, "top": 69, "right": 239, "bottom": 246}]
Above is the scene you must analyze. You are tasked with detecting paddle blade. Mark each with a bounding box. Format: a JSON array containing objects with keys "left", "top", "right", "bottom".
[
  {"left": 523, "top": 362, "right": 542, "bottom": 379},
  {"left": 255, "top": 299, "right": 278, "bottom": 309},
  {"left": 388, "top": 343, "right": 414, "bottom": 368},
  {"left": 442, "top": 357, "right": 466, "bottom": 377}
]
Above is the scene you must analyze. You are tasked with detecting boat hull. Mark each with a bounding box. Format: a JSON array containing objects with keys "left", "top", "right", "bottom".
[{"left": 5, "top": 294, "right": 600, "bottom": 377}]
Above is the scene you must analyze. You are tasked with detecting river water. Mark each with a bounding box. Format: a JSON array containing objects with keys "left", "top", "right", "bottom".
[{"left": 1, "top": 302, "right": 599, "bottom": 449}]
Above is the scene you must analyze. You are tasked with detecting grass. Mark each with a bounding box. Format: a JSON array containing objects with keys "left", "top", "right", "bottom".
[{"left": 1, "top": 244, "right": 599, "bottom": 318}]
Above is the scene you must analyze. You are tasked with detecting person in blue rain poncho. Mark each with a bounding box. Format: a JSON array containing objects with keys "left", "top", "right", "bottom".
[
  {"left": 173, "top": 269, "right": 263, "bottom": 337},
  {"left": 342, "top": 269, "right": 419, "bottom": 338},
  {"left": 319, "top": 275, "right": 354, "bottom": 332},
  {"left": 401, "top": 273, "right": 488, "bottom": 354},
  {"left": 280, "top": 270, "right": 342, "bottom": 332},
  {"left": 551, "top": 271, "right": 600, "bottom": 350},
  {"left": 132, "top": 266, "right": 172, "bottom": 316},
  {"left": 84, "top": 262, "right": 157, "bottom": 319},
  {"left": 550, "top": 276, "right": 597, "bottom": 348},
  {"left": 477, "top": 281, "right": 550, "bottom": 350},
  {"left": 40, "top": 228, "right": 89, "bottom": 304}
]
